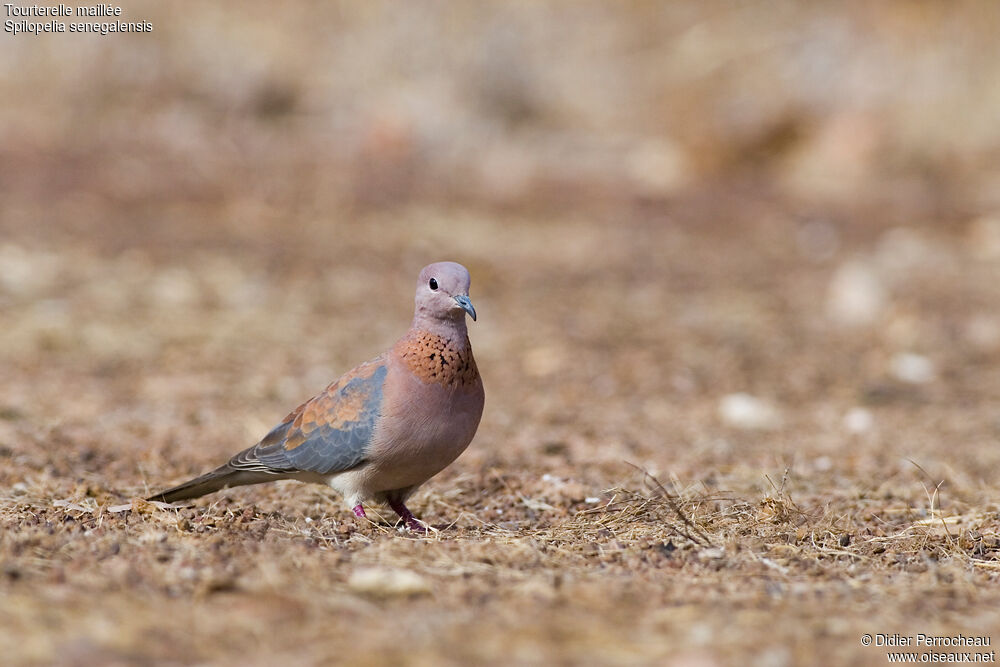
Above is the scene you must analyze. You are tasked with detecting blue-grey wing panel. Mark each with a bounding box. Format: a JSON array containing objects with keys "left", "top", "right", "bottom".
[{"left": 229, "top": 361, "right": 387, "bottom": 476}]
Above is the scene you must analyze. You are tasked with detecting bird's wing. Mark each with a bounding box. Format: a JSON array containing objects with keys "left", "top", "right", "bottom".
[{"left": 228, "top": 357, "right": 388, "bottom": 476}]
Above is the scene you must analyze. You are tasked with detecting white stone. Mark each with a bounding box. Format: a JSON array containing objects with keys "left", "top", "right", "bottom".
[
  {"left": 890, "top": 353, "right": 936, "bottom": 384},
  {"left": 826, "top": 259, "right": 887, "bottom": 326},
  {"left": 875, "top": 227, "right": 936, "bottom": 274},
  {"left": 347, "top": 568, "right": 431, "bottom": 598},
  {"left": 843, "top": 407, "right": 873, "bottom": 434},
  {"left": 0, "top": 244, "right": 59, "bottom": 296},
  {"left": 718, "top": 393, "right": 782, "bottom": 430},
  {"left": 813, "top": 456, "right": 833, "bottom": 472}
]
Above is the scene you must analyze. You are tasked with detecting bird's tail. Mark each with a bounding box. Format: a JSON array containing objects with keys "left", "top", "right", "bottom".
[{"left": 146, "top": 465, "right": 277, "bottom": 504}]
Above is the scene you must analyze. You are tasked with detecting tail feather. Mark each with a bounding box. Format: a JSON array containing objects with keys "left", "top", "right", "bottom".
[{"left": 147, "top": 465, "right": 279, "bottom": 503}]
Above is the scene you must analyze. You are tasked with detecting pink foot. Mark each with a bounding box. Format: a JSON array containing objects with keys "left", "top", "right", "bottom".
[
  {"left": 352, "top": 504, "right": 367, "bottom": 518},
  {"left": 387, "top": 498, "right": 427, "bottom": 533}
]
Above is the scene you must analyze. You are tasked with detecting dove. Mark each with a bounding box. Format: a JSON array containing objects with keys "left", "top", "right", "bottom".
[{"left": 147, "top": 261, "right": 485, "bottom": 532}]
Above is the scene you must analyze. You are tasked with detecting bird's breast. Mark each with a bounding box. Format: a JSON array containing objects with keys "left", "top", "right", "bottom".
[{"left": 368, "top": 339, "right": 484, "bottom": 488}]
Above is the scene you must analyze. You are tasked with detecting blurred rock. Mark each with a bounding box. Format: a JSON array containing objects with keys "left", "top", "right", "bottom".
[
  {"left": 875, "top": 227, "right": 941, "bottom": 276},
  {"left": 348, "top": 568, "right": 431, "bottom": 598},
  {"left": 664, "top": 651, "right": 721, "bottom": 667},
  {"left": 754, "top": 646, "right": 792, "bottom": 667},
  {"left": 0, "top": 244, "right": 60, "bottom": 297},
  {"left": 825, "top": 258, "right": 887, "bottom": 327},
  {"left": 812, "top": 455, "right": 833, "bottom": 472},
  {"left": 149, "top": 268, "right": 199, "bottom": 307},
  {"left": 718, "top": 393, "right": 782, "bottom": 430},
  {"left": 890, "top": 353, "right": 936, "bottom": 384},
  {"left": 843, "top": 407, "right": 874, "bottom": 434}
]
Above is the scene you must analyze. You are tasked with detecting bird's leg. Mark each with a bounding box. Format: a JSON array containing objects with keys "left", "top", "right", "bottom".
[
  {"left": 387, "top": 497, "right": 426, "bottom": 533},
  {"left": 352, "top": 504, "right": 367, "bottom": 519}
]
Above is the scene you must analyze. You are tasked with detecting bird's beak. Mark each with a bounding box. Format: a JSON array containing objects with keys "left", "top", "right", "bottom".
[{"left": 453, "top": 294, "right": 477, "bottom": 321}]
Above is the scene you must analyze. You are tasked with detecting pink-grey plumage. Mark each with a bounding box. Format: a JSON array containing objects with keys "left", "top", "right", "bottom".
[{"left": 147, "top": 262, "right": 485, "bottom": 532}]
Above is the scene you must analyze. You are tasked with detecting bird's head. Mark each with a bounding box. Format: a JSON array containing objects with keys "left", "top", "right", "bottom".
[{"left": 414, "top": 261, "right": 477, "bottom": 324}]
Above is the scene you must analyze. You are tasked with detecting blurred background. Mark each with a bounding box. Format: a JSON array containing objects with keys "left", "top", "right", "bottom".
[
  {"left": 3, "top": 2, "right": 1000, "bottom": 664},
  {"left": 2, "top": 0, "right": 1000, "bottom": 498}
]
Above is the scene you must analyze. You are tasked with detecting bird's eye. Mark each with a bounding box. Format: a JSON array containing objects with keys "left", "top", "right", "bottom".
[{"left": 428, "top": 278, "right": 438, "bottom": 290}]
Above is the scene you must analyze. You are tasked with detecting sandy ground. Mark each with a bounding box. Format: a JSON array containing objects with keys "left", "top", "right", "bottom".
[
  {"left": 2, "top": 3, "right": 1000, "bottom": 665},
  {"left": 1, "top": 201, "right": 999, "bottom": 666}
]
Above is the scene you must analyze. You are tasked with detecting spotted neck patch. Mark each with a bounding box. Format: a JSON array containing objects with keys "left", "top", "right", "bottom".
[{"left": 396, "top": 331, "right": 479, "bottom": 388}]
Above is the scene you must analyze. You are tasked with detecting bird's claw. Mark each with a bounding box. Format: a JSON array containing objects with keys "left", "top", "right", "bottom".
[{"left": 405, "top": 518, "right": 427, "bottom": 533}]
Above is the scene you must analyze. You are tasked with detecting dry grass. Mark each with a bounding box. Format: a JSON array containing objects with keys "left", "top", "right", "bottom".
[
  {"left": 2, "top": 405, "right": 998, "bottom": 666},
  {"left": 4, "top": 3, "right": 1000, "bottom": 665}
]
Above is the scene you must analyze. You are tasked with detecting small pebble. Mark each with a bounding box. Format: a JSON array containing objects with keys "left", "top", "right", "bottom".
[
  {"left": 890, "top": 353, "right": 935, "bottom": 384},
  {"left": 843, "top": 407, "right": 874, "bottom": 434},
  {"left": 347, "top": 568, "right": 431, "bottom": 598},
  {"left": 719, "top": 393, "right": 782, "bottom": 430},
  {"left": 826, "top": 259, "right": 887, "bottom": 326},
  {"left": 813, "top": 456, "right": 833, "bottom": 472}
]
